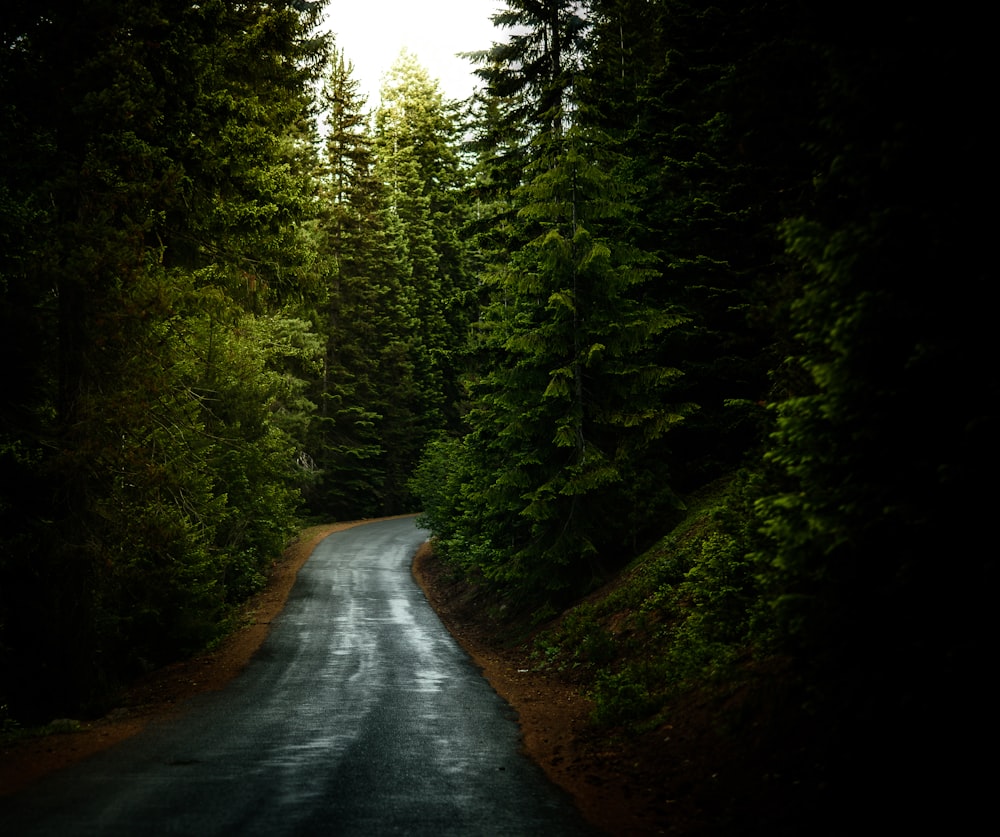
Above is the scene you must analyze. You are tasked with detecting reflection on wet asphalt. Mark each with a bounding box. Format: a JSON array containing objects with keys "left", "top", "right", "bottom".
[{"left": 0, "top": 517, "right": 596, "bottom": 836}]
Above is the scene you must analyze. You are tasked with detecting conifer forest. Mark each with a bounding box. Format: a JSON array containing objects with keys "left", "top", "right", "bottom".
[{"left": 1, "top": 1, "right": 993, "bottom": 832}]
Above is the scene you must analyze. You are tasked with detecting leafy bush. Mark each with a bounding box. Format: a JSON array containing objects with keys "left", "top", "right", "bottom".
[{"left": 591, "top": 667, "right": 659, "bottom": 726}]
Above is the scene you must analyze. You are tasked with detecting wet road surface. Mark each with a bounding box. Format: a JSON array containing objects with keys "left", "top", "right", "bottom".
[{"left": 0, "top": 517, "right": 595, "bottom": 836}]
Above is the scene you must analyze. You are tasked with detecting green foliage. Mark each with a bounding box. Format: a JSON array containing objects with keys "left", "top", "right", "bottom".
[
  {"left": 0, "top": 714, "right": 84, "bottom": 748},
  {"left": 559, "top": 604, "right": 617, "bottom": 666},
  {"left": 410, "top": 432, "right": 510, "bottom": 586},
  {"left": 410, "top": 435, "right": 466, "bottom": 538},
  {"left": 2, "top": 16, "right": 991, "bottom": 830},
  {"left": 374, "top": 51, "right": 474, "bottom": 434},
  {"left": 751, "top": 3, "right": 994, "bottom": 675},
  {"left": 302, "top": 48, "right": 473, "bottom": 520},
  {"left": 304, "top": 48, "right": 392, "bottom": 517},
  {"left": 522, "top": 473, "right": 770, "bottom": 727},
  {"left": 466, "top": 0, "right": 589, "bottom": 139},
  {"left": 416, "top": 118, "right": 693, "bottom": 601},
  {"left": 590, "top": 668, "right": 655, "bottom": 726},
  {"left": 0, "top": 0, "right": 328, "bottom": 720}
]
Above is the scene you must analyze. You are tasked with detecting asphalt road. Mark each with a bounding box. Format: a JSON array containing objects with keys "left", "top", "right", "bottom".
[{"left": 0, "top": 517, "right": 596, "bottom": 836}]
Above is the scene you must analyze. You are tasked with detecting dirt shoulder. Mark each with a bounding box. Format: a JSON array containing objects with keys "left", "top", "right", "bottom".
[
  {"left": 0, "top": 518, "right": 681, "bottom": 835},
  {"left": 0, "top": 519, "right": 374, "bottom": 797},
  {"left": 411, "top": 543, "right": 709, "bottom": 837}
]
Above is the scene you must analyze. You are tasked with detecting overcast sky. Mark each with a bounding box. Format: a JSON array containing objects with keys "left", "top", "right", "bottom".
[{"left": 320, "top": 1, "right": 505, "bottom": 107}]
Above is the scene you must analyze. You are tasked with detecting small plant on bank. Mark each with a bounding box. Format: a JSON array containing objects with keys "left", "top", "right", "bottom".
[{"left": 530, "top": 472, "right": 771, "bottom": 728}]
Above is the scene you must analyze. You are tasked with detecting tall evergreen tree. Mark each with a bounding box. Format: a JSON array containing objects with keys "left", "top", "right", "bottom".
[
  {"left": 373, "top": 52, "right": 472, "bottom": 459},
  {"left": 306, "top": 46, "right": 426, "bottom": 517},
  {"left": 580, "top": 0, "right": 820, "bottom": 487},
  {"left": 309, "top": 48, "right": 389, "bottom": 516},
  {"left": 0, "top": 0, "right": 328, "bottom": 719},
  {"left": 416, "top": 1, "right": 689, "bottom": 599},
  {"left": 470, "top": 125, "right": 691, "bottom": 593},
  {"left": 467, "top": 0, "right": 589, "bottom": 139}
]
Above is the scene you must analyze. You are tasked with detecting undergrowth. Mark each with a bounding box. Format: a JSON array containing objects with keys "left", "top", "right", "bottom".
[
  {"left": 531, "top": 469, "right": 774, "bottom": 727},
  {"left": 0, "top": 712, "right": 82, "bottom": 748}
]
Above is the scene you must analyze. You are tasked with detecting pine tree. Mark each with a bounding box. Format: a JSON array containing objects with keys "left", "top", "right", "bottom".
[
  {"left": 471, "top": 121, "right": 691, "bottom": 594},
  {"left": 0, "top": 0, "right": 328, "bottom": 719},
  {"left": 414, "top": 2, "right": 690, "bottom": 599},
  {"left": 580, "top": 0, "right": 821, "bottom": 487},
  {"left": 308, "top": 48, "right": 392, "bottom": 516},
  {"left": 467, "top": 0, "right": 589, "bottom": 139},
  {"left": 372, "top": 51, "right": 473, "bottom": 493}
]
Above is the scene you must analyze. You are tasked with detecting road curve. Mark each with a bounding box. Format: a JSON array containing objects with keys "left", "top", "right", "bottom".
[{"left": 0, "top": 517, "right": 596, "bottom": 836}]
